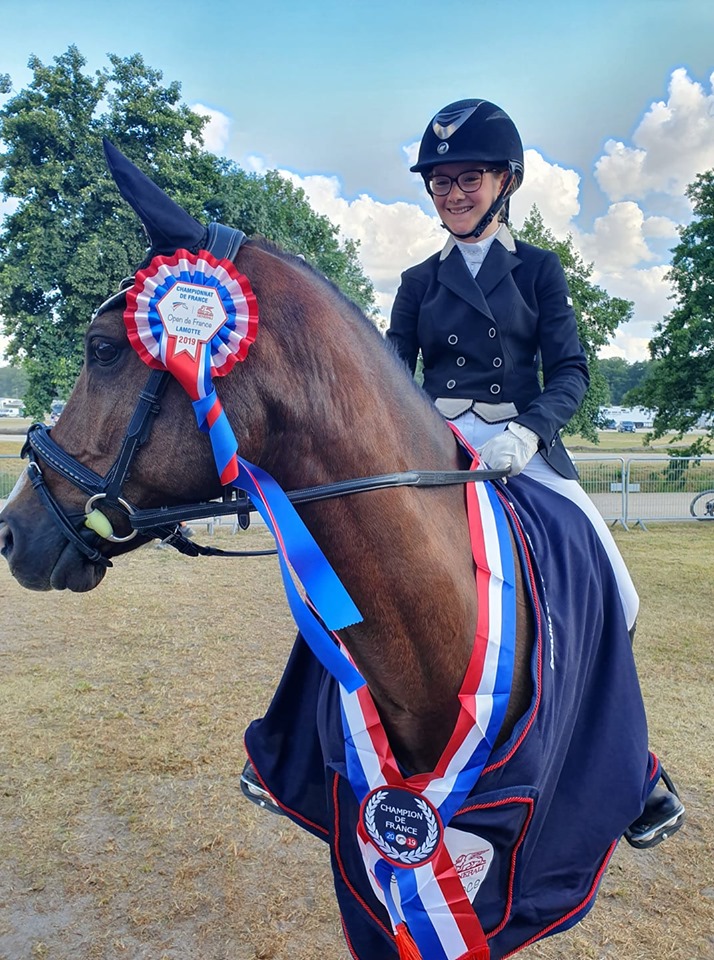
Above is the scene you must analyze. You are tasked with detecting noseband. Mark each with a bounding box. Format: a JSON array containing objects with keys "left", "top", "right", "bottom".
[{"left": 23, "top": 369, "right": 173, "bottom": 567}]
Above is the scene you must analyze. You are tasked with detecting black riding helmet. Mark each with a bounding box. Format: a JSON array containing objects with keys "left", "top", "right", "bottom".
[{"left": 411, "top": 99, "right": 524, "bottom": 240}]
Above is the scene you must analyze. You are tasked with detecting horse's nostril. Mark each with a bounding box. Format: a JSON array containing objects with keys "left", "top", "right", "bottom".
[{"left": 0, "top": 520, "right": 14, "bottom": 558}]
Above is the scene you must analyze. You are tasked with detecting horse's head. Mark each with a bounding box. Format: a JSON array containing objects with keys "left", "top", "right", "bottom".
[
  {"left": 0, "top": 143, "right": 260, "bottom": 591},
  {"left": 1, "top": 142, "right": 445, "bottom": 594}
]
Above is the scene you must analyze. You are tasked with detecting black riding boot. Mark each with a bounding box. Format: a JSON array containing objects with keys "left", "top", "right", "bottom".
[
  {"left": 240, "top": 760, "right": 285, "bottom": 816},
  {"left": 624, "top": 765, "right": 685, "bottom": 849}
]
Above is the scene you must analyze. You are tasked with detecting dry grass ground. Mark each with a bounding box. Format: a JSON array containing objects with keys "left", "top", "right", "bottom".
[{"left": 0, "top": 523, "right": 712, "bottom": 960}]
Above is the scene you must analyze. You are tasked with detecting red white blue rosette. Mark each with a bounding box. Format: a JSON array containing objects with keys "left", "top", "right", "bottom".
[
  {"left": 124, "top": 248, "right": 258, "bottom": 400},
  {"left": 123, "top": 247, "right": 364, "bottom": 692}
]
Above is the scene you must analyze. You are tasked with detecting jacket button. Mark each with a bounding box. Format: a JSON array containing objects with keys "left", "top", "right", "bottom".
[
  {"left": 447, "top": 379, "right": 456, "bottom": 389},
  {"left": 490, "top": 384, "right": 501, "bottom": 395},
  {"left": 448, "top": 334, "right": 458, "bottom": 344},
  {"left": 493, "top": 357, "right": 502, "bottom": 368},
  {"left": 489, "top": 328, "right": 497, "bottom": 338},
  {"left": 456, "top": 357, "right": 466, "bottom": 367}
]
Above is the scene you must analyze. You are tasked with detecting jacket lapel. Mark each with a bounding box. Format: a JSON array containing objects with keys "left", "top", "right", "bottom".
[
  {"left": 439, "top": 245, "right": 494, "bottom": 319},
  {"left": 438, "top": 229, "right": 522, "bottom": 320},
  {"left": 477, "top": 235, "right": 521, "bottom": 297}
]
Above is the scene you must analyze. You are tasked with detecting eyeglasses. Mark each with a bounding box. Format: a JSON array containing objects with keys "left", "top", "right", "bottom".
[{"left": 426, "top": 169, "right": 501, "bottom": 197}]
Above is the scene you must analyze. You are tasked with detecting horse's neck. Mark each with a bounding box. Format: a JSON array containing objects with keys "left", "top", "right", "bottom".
[{"left": 247, "top": 299, "right": 479, "bottom": 769}]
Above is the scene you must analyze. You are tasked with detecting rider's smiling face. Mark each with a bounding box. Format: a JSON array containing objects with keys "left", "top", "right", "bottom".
[{"left": 428, "top": 163, "right": 507, "bottom": 242}]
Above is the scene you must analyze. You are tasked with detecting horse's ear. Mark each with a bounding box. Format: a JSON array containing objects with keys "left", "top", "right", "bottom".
[{"left": 103, "top": 138, "right": 208, "bottom": 255}]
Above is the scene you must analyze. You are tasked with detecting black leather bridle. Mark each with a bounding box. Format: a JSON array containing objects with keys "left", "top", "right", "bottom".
[{"left": 20, "top": 224, "right": 507, "bottom": 567}]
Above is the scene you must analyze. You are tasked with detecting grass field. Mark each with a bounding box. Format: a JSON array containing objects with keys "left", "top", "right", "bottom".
[{"left": 0, "top": 520, "right": 712, "bottom": 960}]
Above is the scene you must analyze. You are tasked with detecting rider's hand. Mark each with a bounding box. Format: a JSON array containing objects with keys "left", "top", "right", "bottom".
[{"left": 477, "top": 422, "right": 540, "bottom": 477}]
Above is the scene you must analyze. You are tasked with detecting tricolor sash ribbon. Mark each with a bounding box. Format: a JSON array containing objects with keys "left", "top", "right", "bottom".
[
  {"left": 125, "top": 251, "right": 515, "bottom": 955},
  {"left": 124, "top": 249, "right": 364, "bottom": 692},
  {"left": 338, "top": 432, "right": 517, "bottom": 960}
]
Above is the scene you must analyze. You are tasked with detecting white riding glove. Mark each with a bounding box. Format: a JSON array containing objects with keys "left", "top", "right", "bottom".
[{"left": 477, "top": 422, "right": 540, "bottom": 477}]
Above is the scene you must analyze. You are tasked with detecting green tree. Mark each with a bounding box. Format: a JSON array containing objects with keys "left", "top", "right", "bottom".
[
  {"left": 599, "top": 356, "right": 655, "bottom": 405},
  {"left": 210, "top": 164, "right": 375, "bottom": 314},
  {"left": 0, "top": 48, "right": 375, "bottom": 418},
  {"left": 0, "top": 364, "right": 29, "bottom": 398},
  {"left": 0, "top": 46, "right": 221, "bottom": 417},
  {"left": 629, "top": 170, "right": 714, "bottom": 454},
  {"left": 514, "top": 207, "right": 634, "bottom": 441}
]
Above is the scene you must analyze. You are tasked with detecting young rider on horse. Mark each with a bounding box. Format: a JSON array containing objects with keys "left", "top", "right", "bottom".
[
  {"left": 243, "top": 97, "right": 683, "bottom": 852},
  {"left": 384, "top": 98, "right": 684, "bottom": 848}
]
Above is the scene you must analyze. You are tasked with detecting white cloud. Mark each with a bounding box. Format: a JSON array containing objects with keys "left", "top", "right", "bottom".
[
  {"left": 642, "top": 214, "right": 680, "bottom": 239},
  {"left": 596, "top": 68, "right": 714, "bottom": 203},
  {"left": 276, "top": 169, "right": 443, "bottom": 313},
  {"left": 510, "top": 149, "right": 581, "bottom": 236},
  {"left": 190, "top": 103, "right": 232, "bottom": 154},
  {"left": 593, "top": 264, "right": 673, "bottom": 359},
  {"left": 578, "top": 201, "right": 678, "bottom": 272},
  {"left": 404, "top": 140, "right": 420, "bottom": 169},
  {"left": 0, "top": 196, "right": 19, "bottom": 221}
]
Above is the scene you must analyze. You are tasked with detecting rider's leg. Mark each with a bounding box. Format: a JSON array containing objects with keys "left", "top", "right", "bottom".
[
  {"left": 518, "top": 455, "right": 685, "bottom": 846},
  {"left": 449, "top": 411, "right": 639, "bottom": 629},
  {"left": 520, "top": 454, "right": 639, "bottom": 630}
]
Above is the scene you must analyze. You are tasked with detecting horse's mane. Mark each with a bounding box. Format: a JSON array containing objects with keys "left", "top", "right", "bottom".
[{"left": 246, "top": 235, "right": 440, "bottom": 423}]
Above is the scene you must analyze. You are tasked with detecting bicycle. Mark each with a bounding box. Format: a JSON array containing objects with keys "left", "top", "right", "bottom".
[{"left": 690, "top": 489, "right": 714, "bottom": 519}]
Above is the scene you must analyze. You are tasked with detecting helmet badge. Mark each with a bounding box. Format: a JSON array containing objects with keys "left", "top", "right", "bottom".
[
  {"left": 436, "top": 142, "right": 449, "bottom": 155},
  {"left": 432, "top": 102, "right": 482, "bottom": 140}
]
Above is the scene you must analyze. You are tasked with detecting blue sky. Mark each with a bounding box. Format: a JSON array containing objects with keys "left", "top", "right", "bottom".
[{"left": 2, "top": 0, "right": 714, "bottom": 360}]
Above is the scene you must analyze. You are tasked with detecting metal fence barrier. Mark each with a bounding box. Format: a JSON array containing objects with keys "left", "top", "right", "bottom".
[
  {"left": 0, "top": 454, "right": 24, "bottom": 500},
  {"left": 572, "top": 455, "right": 714, "bottom": 527},
  {"left": 3, "top": 453, "right": 714, "bottom": 527},
  {"left": 571, "top": 457, "right": 627, "bottom": 525},
  {"left": 624, "top": 456, "right": 714, "bottom": 527}
]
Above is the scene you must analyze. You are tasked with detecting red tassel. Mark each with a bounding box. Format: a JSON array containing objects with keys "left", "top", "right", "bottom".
[{"left": 395, "top": 923, "right": 423, "bottom": 960}]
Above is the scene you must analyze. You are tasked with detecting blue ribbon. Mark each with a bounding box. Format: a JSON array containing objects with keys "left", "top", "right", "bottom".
[{"left": 193, "top": 390, "right": 365, "bottom": 693}]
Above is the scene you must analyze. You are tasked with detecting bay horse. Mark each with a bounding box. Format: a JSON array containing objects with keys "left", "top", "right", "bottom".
[{"left": 0, "top": 144, "right": 657, "bottom": 960}]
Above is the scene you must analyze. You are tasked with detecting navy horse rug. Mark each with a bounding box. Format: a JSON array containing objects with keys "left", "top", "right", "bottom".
[{"left": 246, "top": 472, "right": 658, "bottom": 960}]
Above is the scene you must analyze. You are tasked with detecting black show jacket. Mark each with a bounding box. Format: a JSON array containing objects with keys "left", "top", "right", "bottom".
[{"left": 387, "top": 230, "right": 589, "bottom": 479}]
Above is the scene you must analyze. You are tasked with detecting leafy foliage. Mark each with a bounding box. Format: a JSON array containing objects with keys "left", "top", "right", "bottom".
[
  {"left": 628, "top": 170, "right": 714, "bottom": 454},
  {"left": 0, "top": 47, "right": 374, "bottom": 418},
  {"left": 0, "top": 363, "right": 28, "bottom": 397},
  {"left": 514, "top": 207, "right": 634, "bottom": 441},
  {"left": 598, "top": 357, "right": 656, "bottom": 405}
]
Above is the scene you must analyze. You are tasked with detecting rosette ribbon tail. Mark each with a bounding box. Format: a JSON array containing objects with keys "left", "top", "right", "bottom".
[{"left": 193, "top": 390, "right": 365, "bottom": 692}]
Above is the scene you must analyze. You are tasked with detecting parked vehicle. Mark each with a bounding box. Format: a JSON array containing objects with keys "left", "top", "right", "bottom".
[
  {"left": 618, "top": 421, "right": 636, "bottom": 433},
  {"left": 0, "top": 397, "right": 24, "bottom": 418}
]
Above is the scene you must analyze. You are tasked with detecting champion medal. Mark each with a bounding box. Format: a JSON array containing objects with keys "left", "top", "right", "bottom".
[{"left": 361, "top": 786, "right": 443, "bottom": 868}]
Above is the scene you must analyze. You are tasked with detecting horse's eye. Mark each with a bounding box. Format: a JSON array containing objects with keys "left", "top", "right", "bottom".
[{"left": 91, "top": 339, "right": 119, "bottom": 366}]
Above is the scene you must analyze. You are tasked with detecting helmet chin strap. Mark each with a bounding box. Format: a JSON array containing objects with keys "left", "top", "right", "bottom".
[{"left": 440, "top": 171, "right": 516, "bottom": 242}]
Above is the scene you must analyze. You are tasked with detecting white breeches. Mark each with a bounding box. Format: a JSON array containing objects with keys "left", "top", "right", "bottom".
[{"left": 452, "top": 411, "right": 640, "bottom": 630}]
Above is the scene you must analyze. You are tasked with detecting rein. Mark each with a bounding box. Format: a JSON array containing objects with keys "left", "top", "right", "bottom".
[
  {"left": 23, "top": 220, "right": 506, "bottom": 565},
  {"left": 23, "top": 369, "right": 507, "bottom": 565}
]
